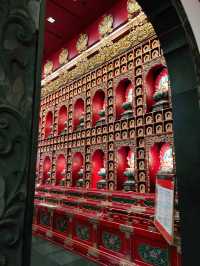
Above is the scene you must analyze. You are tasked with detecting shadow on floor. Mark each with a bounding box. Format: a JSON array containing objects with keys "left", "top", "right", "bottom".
[{"left": 31, "top": 236, "right": 98, "bottom": 266}]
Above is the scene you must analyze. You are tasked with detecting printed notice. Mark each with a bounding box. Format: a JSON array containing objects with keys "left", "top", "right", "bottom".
[{"left": 155, "top": 179, "right": 174, "bottom": 244}]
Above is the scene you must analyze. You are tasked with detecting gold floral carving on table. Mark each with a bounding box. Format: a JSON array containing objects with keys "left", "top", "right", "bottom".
[
  {"left": 127, "top": 0, "right": 141, "bottom": 18},
  {"left": 59, "top": 48, "right": 68, "bottom": 65},
  {"left": 76, "top": 33, "right": 88, "bottom": 53},
  {"left": 42, "top": 14, "right": 155, "bottom": 97},
  {"left": 44, "top": 60, "right": 53, "bottom": 76},
  {"left": 99, "top": 14, "right": 114, "bottom": 38}
]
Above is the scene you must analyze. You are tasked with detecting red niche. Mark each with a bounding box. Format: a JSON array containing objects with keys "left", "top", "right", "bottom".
[
  {"left": 43, "top": 156, "right": 51, "bottom": 183},
  {"left": 72, "top": 152, "right": 84, "bottom": 187},
  {"left": 92, "top": 90, "right": 105, "bottom": 126},
  {"left": 117, "top": 146, "right": 131, "bottom": 190},
  {"left": 56, "top": 154, "right": 66, "bottom": 185},
  {"left": 44, "top": 111, "right": 53, "bottom": 138},
  {"left": 57, "top": 105, "right": 67, "bottom": 135},
  {"left": 145, "top": 65, "right": 168, "bottom": 111},
  {"left": 159, "top": 142, "right": 173, "bottom": 173},
  {"left": 73, "top": 98, "right": 84, "bottom": 130},
  {"left": 91, "top": 149, "right": 105, "bottom": 189},
  {"left": 149, "top": 143, "right": 160, "bottom": 189},
  {"left": 115, "top": 79, "right": 134, "bottom": 120}
]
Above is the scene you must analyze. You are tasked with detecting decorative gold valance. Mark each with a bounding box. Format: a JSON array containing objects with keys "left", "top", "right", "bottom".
[{"left": 42, "top": 13, "right": 154, "bottom": 97}]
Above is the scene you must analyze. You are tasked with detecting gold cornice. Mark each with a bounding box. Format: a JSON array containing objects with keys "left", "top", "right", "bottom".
[{"left": 42, "top": 13, "right": 155, "bottom": 97}]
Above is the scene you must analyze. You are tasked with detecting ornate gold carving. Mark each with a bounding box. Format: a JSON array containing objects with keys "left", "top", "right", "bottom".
[
  {"left": 44, "top": 60, "right": 53, "bottom": 76},
  {"left": 76, "top": 33, "right": 88, "bottom": 53},
  {"left": 42, "top": 15, "right": 155, "bottom": 97},
  {"left": 127, "top": 0, "right": 141, "bottom": 19},
  {"left": 99, "top": 14, "right": 114, "bottom": 38},
  {"left": 59, "top": 48, "right": 68, "bottom": 65}
]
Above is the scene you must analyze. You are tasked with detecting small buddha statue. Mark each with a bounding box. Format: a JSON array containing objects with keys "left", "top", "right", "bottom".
[
  {"left": 96, "top": 101, "right": 106, "bottom": 126},
  {"left": 123, "top": 151, "right": 135, "bottom": 191},
  {"left": 97, "top": 166, "right": 107, "bottom": 189},
  {"left": 76, "top": 167, "right": 84, "bottom": 187},
  {"left": 121, "top": 83, "right": 133, "bottom": 119},
  {"left": 153, "top": 68, "right": 169, "bottom": 111},
  {"left": 157, "top": 144, "right": 174, "bottom": 178}
]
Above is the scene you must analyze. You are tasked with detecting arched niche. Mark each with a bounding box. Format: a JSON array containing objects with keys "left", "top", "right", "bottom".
[
  {"left": 57, "top": 105, "right": 67, "bottom": 135},
  {"left": 115, "top": 78, "right": 134, "bottom": 120},
  {"left": 43, "top": 156, "right": 51, "bottom": 184},
  {"left": 56, "top": 154, "right": 66, "bottom": 185},
  {"left": 149, "top": 143, "right": 161, "bottom": 191},
  {"left": 92, "top": 90, "right": 106, "bottom": 126},
  {"left": 149, "top": 142, "right": 174, "bottom": 191},
  {"left": 72, "top": 152, "right": 84, "bottom": 187},
  {"left": 117, "top": 146, "right": 135, "bottom": 191},
  {"left": 44, "top": 111, "right": 53, "bottom": 138},
  {"left": 73, "top": 98, "right": 84, "bottom": 130},
  {"left": 91, "top": 149, "right": 106, "bottom": 189},
  {"left": 145, "top": 65, "right": 169, "bottom": 112}
]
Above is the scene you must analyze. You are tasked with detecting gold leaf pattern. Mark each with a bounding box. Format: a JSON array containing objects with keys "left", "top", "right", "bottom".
[
  {"left": 99, "top": 15, "right": 114, "bottom": 38},
  {"left": 76, "top": 33, "right": 88, "bottom": 53},
  {"left": 127, "top": 0, "right": 141, "bottom": 18},
  {"left": 59, "top": 48, "right": 68, "bottom": 65},
  {"left": 44, "top": 60, "right": 53, "bottom": 76}
]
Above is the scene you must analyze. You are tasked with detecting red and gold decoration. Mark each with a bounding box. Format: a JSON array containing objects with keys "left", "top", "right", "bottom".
[
  {"left": 76, "top": 33, "right": 88, "bottom": 54},
  {"left": 34, "top": 2, "right": 180, "bottom": 265},
  {"left": 44, "top": 60, "right": 53, "bottom": 76},
  {"left": 99, "top": 14, "right": 114, "bottom": 38},
  {"left": 59, "top": 48, "right": 68, "bottom": 65}
]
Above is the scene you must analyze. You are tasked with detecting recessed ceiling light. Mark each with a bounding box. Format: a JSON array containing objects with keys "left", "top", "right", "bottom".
[{"left": 47, "top": 17, "right": 55, "bottom": 23}]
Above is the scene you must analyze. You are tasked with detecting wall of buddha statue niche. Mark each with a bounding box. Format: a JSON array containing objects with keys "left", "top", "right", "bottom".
[
  {"left": 56, "top": 154, "right": 66, "bottom": 186},
  {"left": 57, "top": 105, "right": 67, "bottom": 135},
  {"left": 91, "top": 149, "right": 106, "bottom": 189},
  {"left": 73, "top": 98, "right": 85, "bottom": 130},
  {"left": 44, "top": 111, "right": 53, "bottom": 138},
  {"left": 72, "top": 152, "right": 84, "bottom": 187},
  {"left": 92, "top": 89, "right": 106, "bottom": 126},
  {"left": 149, "top": 142, "right": 174, "bottom": 191},
  {"left": 157, "top": 143, "right": 174, "bottom": 178},
  {"left": 43, "top": 156, "right": 51, "bottom": 185},
  {"left": 115, "top": 79, "right": 134, "bottom": 120},
  {"left": 145, "top": 65, "right": 170, "bottom": 112},
  {"left": 116, "top": 146, "right": 135, "bottom": 191}
]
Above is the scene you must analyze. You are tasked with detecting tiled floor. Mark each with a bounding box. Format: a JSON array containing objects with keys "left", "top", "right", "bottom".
[{"left": 31, "top": 236, "right": 98, "bottom": 266}]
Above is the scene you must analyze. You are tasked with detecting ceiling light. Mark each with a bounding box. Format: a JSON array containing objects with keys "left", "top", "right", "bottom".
[{"left": 47, "top": 17, "right": 55, "bottom": 23}]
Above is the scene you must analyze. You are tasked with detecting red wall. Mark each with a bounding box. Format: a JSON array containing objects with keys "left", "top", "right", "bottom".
[{"left": 91, "top": 150, "right": 104, "bottom": 188}]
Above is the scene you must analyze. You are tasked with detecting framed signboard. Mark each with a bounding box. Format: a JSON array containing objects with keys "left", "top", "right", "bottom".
[{"left": 155, "top": 178, "right": 175, "bottom": 245}]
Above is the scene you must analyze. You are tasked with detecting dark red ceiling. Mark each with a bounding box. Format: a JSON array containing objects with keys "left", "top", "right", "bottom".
[{"left": 44, "top": 0, "right": 118, "bottom": 60}]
